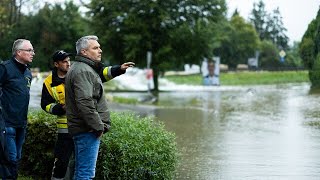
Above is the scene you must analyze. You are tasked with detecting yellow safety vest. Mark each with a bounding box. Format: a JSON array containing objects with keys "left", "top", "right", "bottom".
[{"left": 44, "top": 74, "right": 68, "bottom": 133}]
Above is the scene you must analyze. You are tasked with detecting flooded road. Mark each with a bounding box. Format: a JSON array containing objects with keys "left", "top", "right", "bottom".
[{"left": 30, "top": 81, "right": 320, "bottom": 179}]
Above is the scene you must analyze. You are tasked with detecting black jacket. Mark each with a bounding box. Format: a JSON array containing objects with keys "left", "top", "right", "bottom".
[
  {"left": 0, "top": 58, "right": 32, "bottom": 128},
  {"left": 0, "top": 82, "right": 12, "bottom": 178}
]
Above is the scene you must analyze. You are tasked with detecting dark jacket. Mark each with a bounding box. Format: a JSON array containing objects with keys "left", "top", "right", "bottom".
[
  {"left": 0, "top": 89, "right": 12, "bottom": 178},
  {"left": 41, "top": 68, "right": 66, "bottom": 116},
  {"left": 0, "top": 58, "right": 32, "bottom": 128},
  {"left": 65, "top": 55, "right": 125, "bottom": 135}
]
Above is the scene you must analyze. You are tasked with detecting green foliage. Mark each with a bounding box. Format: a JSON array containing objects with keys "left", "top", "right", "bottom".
[
  {"left": 249, "top": 0, "right": 288, "bottom": 49},
  {"left": 165, "top": 74, "right": 203, "bottom": 85},
  {"left": 249, "top": 0, "right": 268, "bottom": 40},
  {"left": 0, "top": 0, "right": 21, "bottom": 60},
  {"left": 285, "top": 41, "right": 303, "bottom": 67},
  {"left": 20, "top": 111, "right": 177, "bottom": 179},
  {"left": 20, "top": 111, "right": 57, "bottom": 177},
  {"left": 20, "top": 2, "right": 88, "bottom": 70},
  {"left": 214, "top": 14, "right": 259, "bottom": 68},
  {"left": 259, "top": 40, "right": 279, "bottom": 68},
  {"left": 17, "top": 175, "right": 33, "bottom": 180},
  {"left": 112, "top": 96, "right": 139, "bottom": 104},
  {"left": 300, "top": 37, "right": 316, "bottom": 69},
  {"left": 309, "top": 54, "right": 320, "bottom": 88},
  {"left": 259, "top": 40, "right": 303, "bottom": 69},
  {"left": 88, "top": 0, "right": 227, "bottom": 90},
  {"left": 0, "top": 1, "right": 88, "bottom": 70},
  {"left": 169, "top": 20, "right": 222, "bottom": 69},
  {"left": 220, "top": 71, "right": 308, "bottom": 85},
  {"left": 96, "top": 113, "right": 178, "bottom": 179},
  {"left": 165, "top": 71, "right": 309, "bottom": 85},
  {"left": 266, "top": 8, "right": 289, "bottom": 49},
  {"left": 299, "top": 8, "right": 320, "bottom": 87}
]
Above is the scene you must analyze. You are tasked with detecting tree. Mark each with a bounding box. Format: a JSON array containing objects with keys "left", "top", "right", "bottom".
[
  {"left": 258, "top": 40, "right": 302, "bottom": 69},
  {"left": 13, "top": 2, "right": 88, "bottom": 70},
  {"left": 169, "top": 19, "right": 223, "bottom": 70},
  {"left": 299, "top": 8, "right": 320, "bottom": 88},
  {"left": 266, "top": 8, "right": 289, "bottom": 50},
  {"left": 214, "top": 13, "right": 260, "bottom": 69},
  {"left": 259, "top": 40, "right": 279, "bottom": 68},
  {"left": 250, "top": 0, "right": 288, "bottom": 50},
  {"left": 88, "top": 0, "right": 227, "bottom": 91},
  {"left": 0, "top": 1, "right": 88, "bottom": 69},
  {"left": 249, "top": 0, "right": 268, "bottom": 41},
  {"left": 285, "top": 41, "right": 303, "bottom": 68},
  {"left": 0, "top": 0, "right": 27, "bottom": 60}
]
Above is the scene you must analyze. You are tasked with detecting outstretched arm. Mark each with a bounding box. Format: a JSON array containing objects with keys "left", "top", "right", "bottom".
[
  {"left": 120, "top": 62, "right": 135, "bottom": 70},
  {"left": 100, "top": 62, "right": 135, "bottom": 83}
]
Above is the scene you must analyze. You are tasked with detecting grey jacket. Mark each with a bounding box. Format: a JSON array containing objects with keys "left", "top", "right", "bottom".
[{"left": 65, "top": 56, "right": 111, "bottom": 135}]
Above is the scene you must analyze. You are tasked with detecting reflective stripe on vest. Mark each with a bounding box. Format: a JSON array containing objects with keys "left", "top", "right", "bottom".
[
  {"left": 45, "top": 103, "right": 56, "bottom": 113},
  {"left": 57, "top": 116, "right": 68, "bottom": 129},
  {"left": 103, "top": 66, "right": 113, "bottom": 81},
  {"left": 44, "top": 74, "right": 66, "bottom": 105}
]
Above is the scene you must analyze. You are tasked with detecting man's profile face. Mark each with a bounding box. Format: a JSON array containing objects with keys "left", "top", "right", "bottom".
[
  {"left": 82, "top": 40, "right": 102, "bottom": 62},
  {"left": 16, "top": 41, "right": 35, "bottom": 64},
  {"left": 55, "top": 57, "right": 70, "bottom": 73}
]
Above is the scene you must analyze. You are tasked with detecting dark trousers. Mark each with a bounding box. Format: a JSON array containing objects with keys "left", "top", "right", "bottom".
[{"left": 52, "top": 133, "right": 74, "bottom": 179}]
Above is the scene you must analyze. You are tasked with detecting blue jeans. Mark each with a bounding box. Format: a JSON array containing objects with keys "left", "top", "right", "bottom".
[
  {"left": 73, "top": 132, "right": 100, "bottom": 180},
  {"left": 5, "top": 127, "right": 26, "bottom": 179}
]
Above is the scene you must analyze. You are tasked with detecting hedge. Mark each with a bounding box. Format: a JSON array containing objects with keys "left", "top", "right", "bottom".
[{"left": 20, "top": 110, "right": 178, "bottom": 179}]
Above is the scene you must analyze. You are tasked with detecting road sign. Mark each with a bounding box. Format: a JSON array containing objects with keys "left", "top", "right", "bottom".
[{"left": 279, "top": 50, "right": 286, "bottom": 58}]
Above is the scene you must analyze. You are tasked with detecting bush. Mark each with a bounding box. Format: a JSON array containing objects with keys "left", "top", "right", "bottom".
[
  {"left": 20, "top": 111, "right": 178, "bottom": 179},
  {"left": 96, "top": 113, "right": 178, "bottom": 180},
  {"left": 310, "top": 54, "right": 320, "bottom": 88},
  {"left": 20, "top": 111, "right": 57, "bottom": 178}
]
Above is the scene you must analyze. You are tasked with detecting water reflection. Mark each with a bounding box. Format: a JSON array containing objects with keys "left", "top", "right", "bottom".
[{"left": 30, "top": 81, "right": 320, "bottom": 179}]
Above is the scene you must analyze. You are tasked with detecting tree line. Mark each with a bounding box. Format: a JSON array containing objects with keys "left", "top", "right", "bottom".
[{"left": 0, "top": 0, "right": 305, "bottom": 90}]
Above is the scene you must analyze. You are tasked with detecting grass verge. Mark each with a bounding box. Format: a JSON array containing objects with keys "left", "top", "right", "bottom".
[{"left": 164, "top": 70, "right": 309, "bottom": 86}]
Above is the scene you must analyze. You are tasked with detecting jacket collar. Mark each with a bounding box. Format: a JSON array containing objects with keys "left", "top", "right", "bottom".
[
  {"left": 74, "top": 55, "right": 104, "bottom": 74},
  {"left": 74, "top": 55, "right": 96, "bottom": 67},
  {"left": 51, "top": 68, "right": 65, "bottom": 87},
  {"left": 12, "top": 57, "right": 29, "bottom": 73}
]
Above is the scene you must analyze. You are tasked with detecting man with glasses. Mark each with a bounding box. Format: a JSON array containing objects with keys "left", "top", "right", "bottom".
[
  {"left": 41, "top": 50, "right": 74, "bottom": 180},
  {"left": 0, "top": 39, "right": 35, "bottom": 179}
]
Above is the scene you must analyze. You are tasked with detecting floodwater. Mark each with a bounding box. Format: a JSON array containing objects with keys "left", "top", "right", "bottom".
[{"left": 30, "top": 80, "right": 320, "bottom": 179}]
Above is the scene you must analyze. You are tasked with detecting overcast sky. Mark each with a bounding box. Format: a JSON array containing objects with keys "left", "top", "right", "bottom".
[{"left": 226, "top": 0, "right": 319, "bottom": 44}]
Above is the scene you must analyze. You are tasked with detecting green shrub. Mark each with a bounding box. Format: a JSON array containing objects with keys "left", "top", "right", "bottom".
[
  {"left": 20, "top": 111, "right": 178, "bottom": 179},
  {"left": 20, "top": 110, "right": 57, "bottom": 178},
  {"left": 310, "top": 54, "right": 320, "bottom": 88},
  {"left": 96, "top": 112, "right": 178, "bottom": 180}
]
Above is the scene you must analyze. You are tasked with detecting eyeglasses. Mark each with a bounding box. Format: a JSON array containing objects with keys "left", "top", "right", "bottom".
[{"left": 19, "top": 49, "right": 35, "bottom": 53}]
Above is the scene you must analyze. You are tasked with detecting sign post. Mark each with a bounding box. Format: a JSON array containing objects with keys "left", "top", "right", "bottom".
[
  {"left": 279, "top": 50, "right": 286, "bottom": 63},
  {"left": 146, "top": 51, "right": 152, "bottom": 92}
]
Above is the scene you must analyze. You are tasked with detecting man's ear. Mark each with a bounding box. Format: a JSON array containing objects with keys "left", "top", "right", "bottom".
[
  {"left": 54, "top": 61, "right": 59, "bottom": 68},
  {"left": 81, "top": 49, "right": 87, "bottom": 56}
]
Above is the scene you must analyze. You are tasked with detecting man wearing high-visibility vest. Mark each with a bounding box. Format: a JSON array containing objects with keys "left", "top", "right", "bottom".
[{"left": 41, "top": 50, "right": 73, "bottom": 180}]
